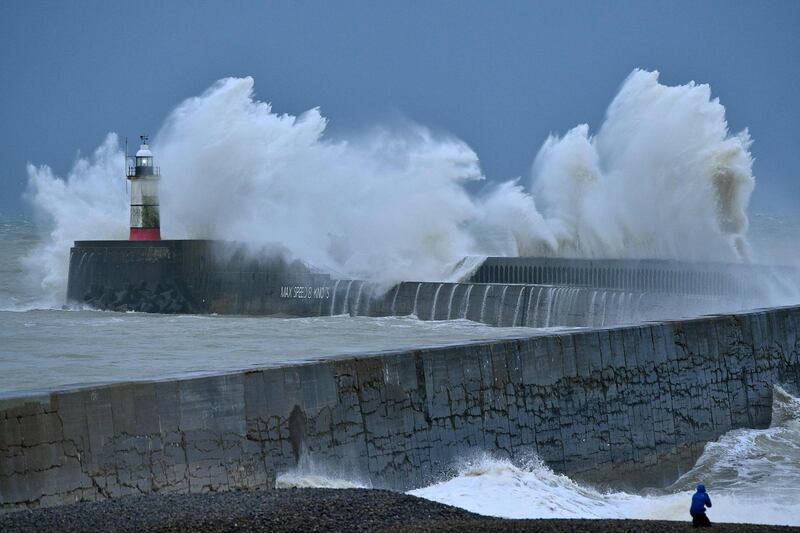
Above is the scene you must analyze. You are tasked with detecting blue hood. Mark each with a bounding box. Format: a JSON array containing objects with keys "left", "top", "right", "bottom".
[{"left": 691, "top": 484, "right": 712, "bottom": 514}]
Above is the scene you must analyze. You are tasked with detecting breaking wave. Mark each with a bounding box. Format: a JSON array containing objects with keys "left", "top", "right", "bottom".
[
  {"left": 275, "top": 451, "right": 371, "bottom": 490},
  {"left": 24, "top": 69, "right": 755, "bottom": 304},
  {"left": 409, "top": 386, "right": 800, "bottom": 526}
]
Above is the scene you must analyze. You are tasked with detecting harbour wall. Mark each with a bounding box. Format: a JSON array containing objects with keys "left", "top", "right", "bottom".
[
  {"left": 471, "top": 256, "right": 800, "bottom": 296},
  {"left": 66, "top": 240, "right": 756, "bottom": 325},
  {"left": 344, "top": 280, "right": 724, "bottom": 327},
  {"left": 2, "top": 304, "right": 798, "bottom": 512}
]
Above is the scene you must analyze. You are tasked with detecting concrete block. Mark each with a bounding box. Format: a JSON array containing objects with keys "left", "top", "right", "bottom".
[
  {"left": 560, "top": 334, "right": 578, "bottom": 378},
  {"left": 178, "top": 374, "right": 245, "bottom": 433},
  {"left": 300, "top": 364, "right": 336, "bottom": 410},
  {"left": 0, "top": 416, "right": 22, "bottom": 448},
  {"left": 19, "top": 412, "right": 62, "bottom": 447},
  {"left": 604, "top": 329, "right": 624, "bottom": 368},
  {"left": 527, "top": 337, "right": 562, "bottom": 386}
]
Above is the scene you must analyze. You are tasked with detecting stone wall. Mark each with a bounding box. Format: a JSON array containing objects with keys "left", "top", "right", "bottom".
[{"left": 2, "top": 306, "right": 799, "bottom": 512}]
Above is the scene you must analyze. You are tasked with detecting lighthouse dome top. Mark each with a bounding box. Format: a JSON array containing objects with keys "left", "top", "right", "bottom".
[
  {"left": 136, "top": 144, "right": 153, "bottom": 158},
  {"left": 127, "top": 134, "right": 160, "bottom": 179}
]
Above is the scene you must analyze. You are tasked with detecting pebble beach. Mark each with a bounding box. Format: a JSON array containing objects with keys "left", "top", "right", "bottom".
[{"left": 1, "top": 489, "right": 796, "bottom": 532}]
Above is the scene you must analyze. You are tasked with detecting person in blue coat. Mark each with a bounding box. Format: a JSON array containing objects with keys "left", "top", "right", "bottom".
[{"left": 690, "top": 484, "right": 713, "bottom": 527}]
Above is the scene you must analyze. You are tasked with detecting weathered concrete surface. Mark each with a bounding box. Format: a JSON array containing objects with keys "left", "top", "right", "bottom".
[
  {"left": 2, "top": 306, "right": 799, "bottom": 512},
  {"left": 66, "top": 240, "right": 334, "bottom": 316}
]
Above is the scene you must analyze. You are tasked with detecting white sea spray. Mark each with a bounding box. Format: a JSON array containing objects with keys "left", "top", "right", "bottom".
[
  {"left": 23, "top": 70, "right": 756, "bottom": 305},
  {"left": 408, "top": 387, "right": 800, "bottom": 526}
]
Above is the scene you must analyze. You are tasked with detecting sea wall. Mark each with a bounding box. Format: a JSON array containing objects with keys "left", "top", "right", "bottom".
[
  {"left": 471, "top": 256, "right": 800, "bottom": 297},
  {"left": 66, "top": 241, "right": 740, "bottom": 326},
  {"left": 2, "top": 305, "right": 799, "bottom": 512},
  {"left": 66, "top": 240, "right": 334, "bottom": 316},
  {"left": 360, "top": 280, "right": 726, "bottom": 327}
]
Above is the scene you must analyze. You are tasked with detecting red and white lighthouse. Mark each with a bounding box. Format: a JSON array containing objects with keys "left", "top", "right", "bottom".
[{"left": 127, "top": 135, "right": 161, "bottom": 240}]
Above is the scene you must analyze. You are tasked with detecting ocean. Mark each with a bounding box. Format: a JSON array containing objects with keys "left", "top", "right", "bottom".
[
  {"left": 0, "top": 214, "right": 552, "bottom": 395},
  {"left": 1, "top": 213, "right": 799, "bottom": 526}
]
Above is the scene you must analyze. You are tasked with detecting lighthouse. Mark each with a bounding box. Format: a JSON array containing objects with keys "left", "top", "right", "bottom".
[{"left": 127, "top": 135, "right": 161, "bottom": 240}]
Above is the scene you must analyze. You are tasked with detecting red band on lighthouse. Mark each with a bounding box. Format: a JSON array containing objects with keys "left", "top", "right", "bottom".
[{"left": 129, "top": 228, "right": 162, "bottom": 241}]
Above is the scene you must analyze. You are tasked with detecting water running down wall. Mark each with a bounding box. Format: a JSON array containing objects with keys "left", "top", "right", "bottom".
[
  {"left": 2, "top": 304, "right": 798, "bottom": 512},
  {"left": 361, "top": 280, "right": 717, "bottom": 328}
]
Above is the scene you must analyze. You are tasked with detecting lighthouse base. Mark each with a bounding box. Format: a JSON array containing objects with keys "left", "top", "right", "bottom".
[
  {"left": 130, "top": 228, "right": 161, "bottom": 241},
  {"left": 66, "top": 240, "right": 335, "bottom": 316}
]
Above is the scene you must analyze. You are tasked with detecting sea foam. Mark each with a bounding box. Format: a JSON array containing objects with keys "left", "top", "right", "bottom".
[{"left": 409, "top": 386, "right": 800, "bottom": 526}]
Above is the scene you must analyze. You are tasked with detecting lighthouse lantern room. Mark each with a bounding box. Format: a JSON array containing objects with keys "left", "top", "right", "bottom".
[{"left": 127, "top": 135, "right": 161, "bottom": 240}]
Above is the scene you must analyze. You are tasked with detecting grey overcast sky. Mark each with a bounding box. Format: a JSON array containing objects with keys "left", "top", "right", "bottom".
[{"left": 1, "top": 0, "right": 798, "bottom": 214}]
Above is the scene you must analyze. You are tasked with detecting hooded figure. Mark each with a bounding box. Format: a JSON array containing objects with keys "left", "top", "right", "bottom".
[{"left": 690, "top": 484, "right": 712, "bottom": 527}]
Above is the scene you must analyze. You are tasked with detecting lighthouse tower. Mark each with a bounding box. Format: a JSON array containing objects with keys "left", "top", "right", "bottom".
[{"left": 127, "top": 135, "right": 161, "bottom": 240}]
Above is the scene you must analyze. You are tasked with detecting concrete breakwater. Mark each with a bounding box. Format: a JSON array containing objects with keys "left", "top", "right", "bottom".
[
  {"left": 2, "top": 305, "right": 798, "bottom": 512},
  {"left": 66, "top": 240, "right": 760, "bottom": 326},
  {"left": 333, "top": 280, "right": 721, "bottom": 327},
  {"left": 470, "top": 256, "right": 800, "bottom": 297}
]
